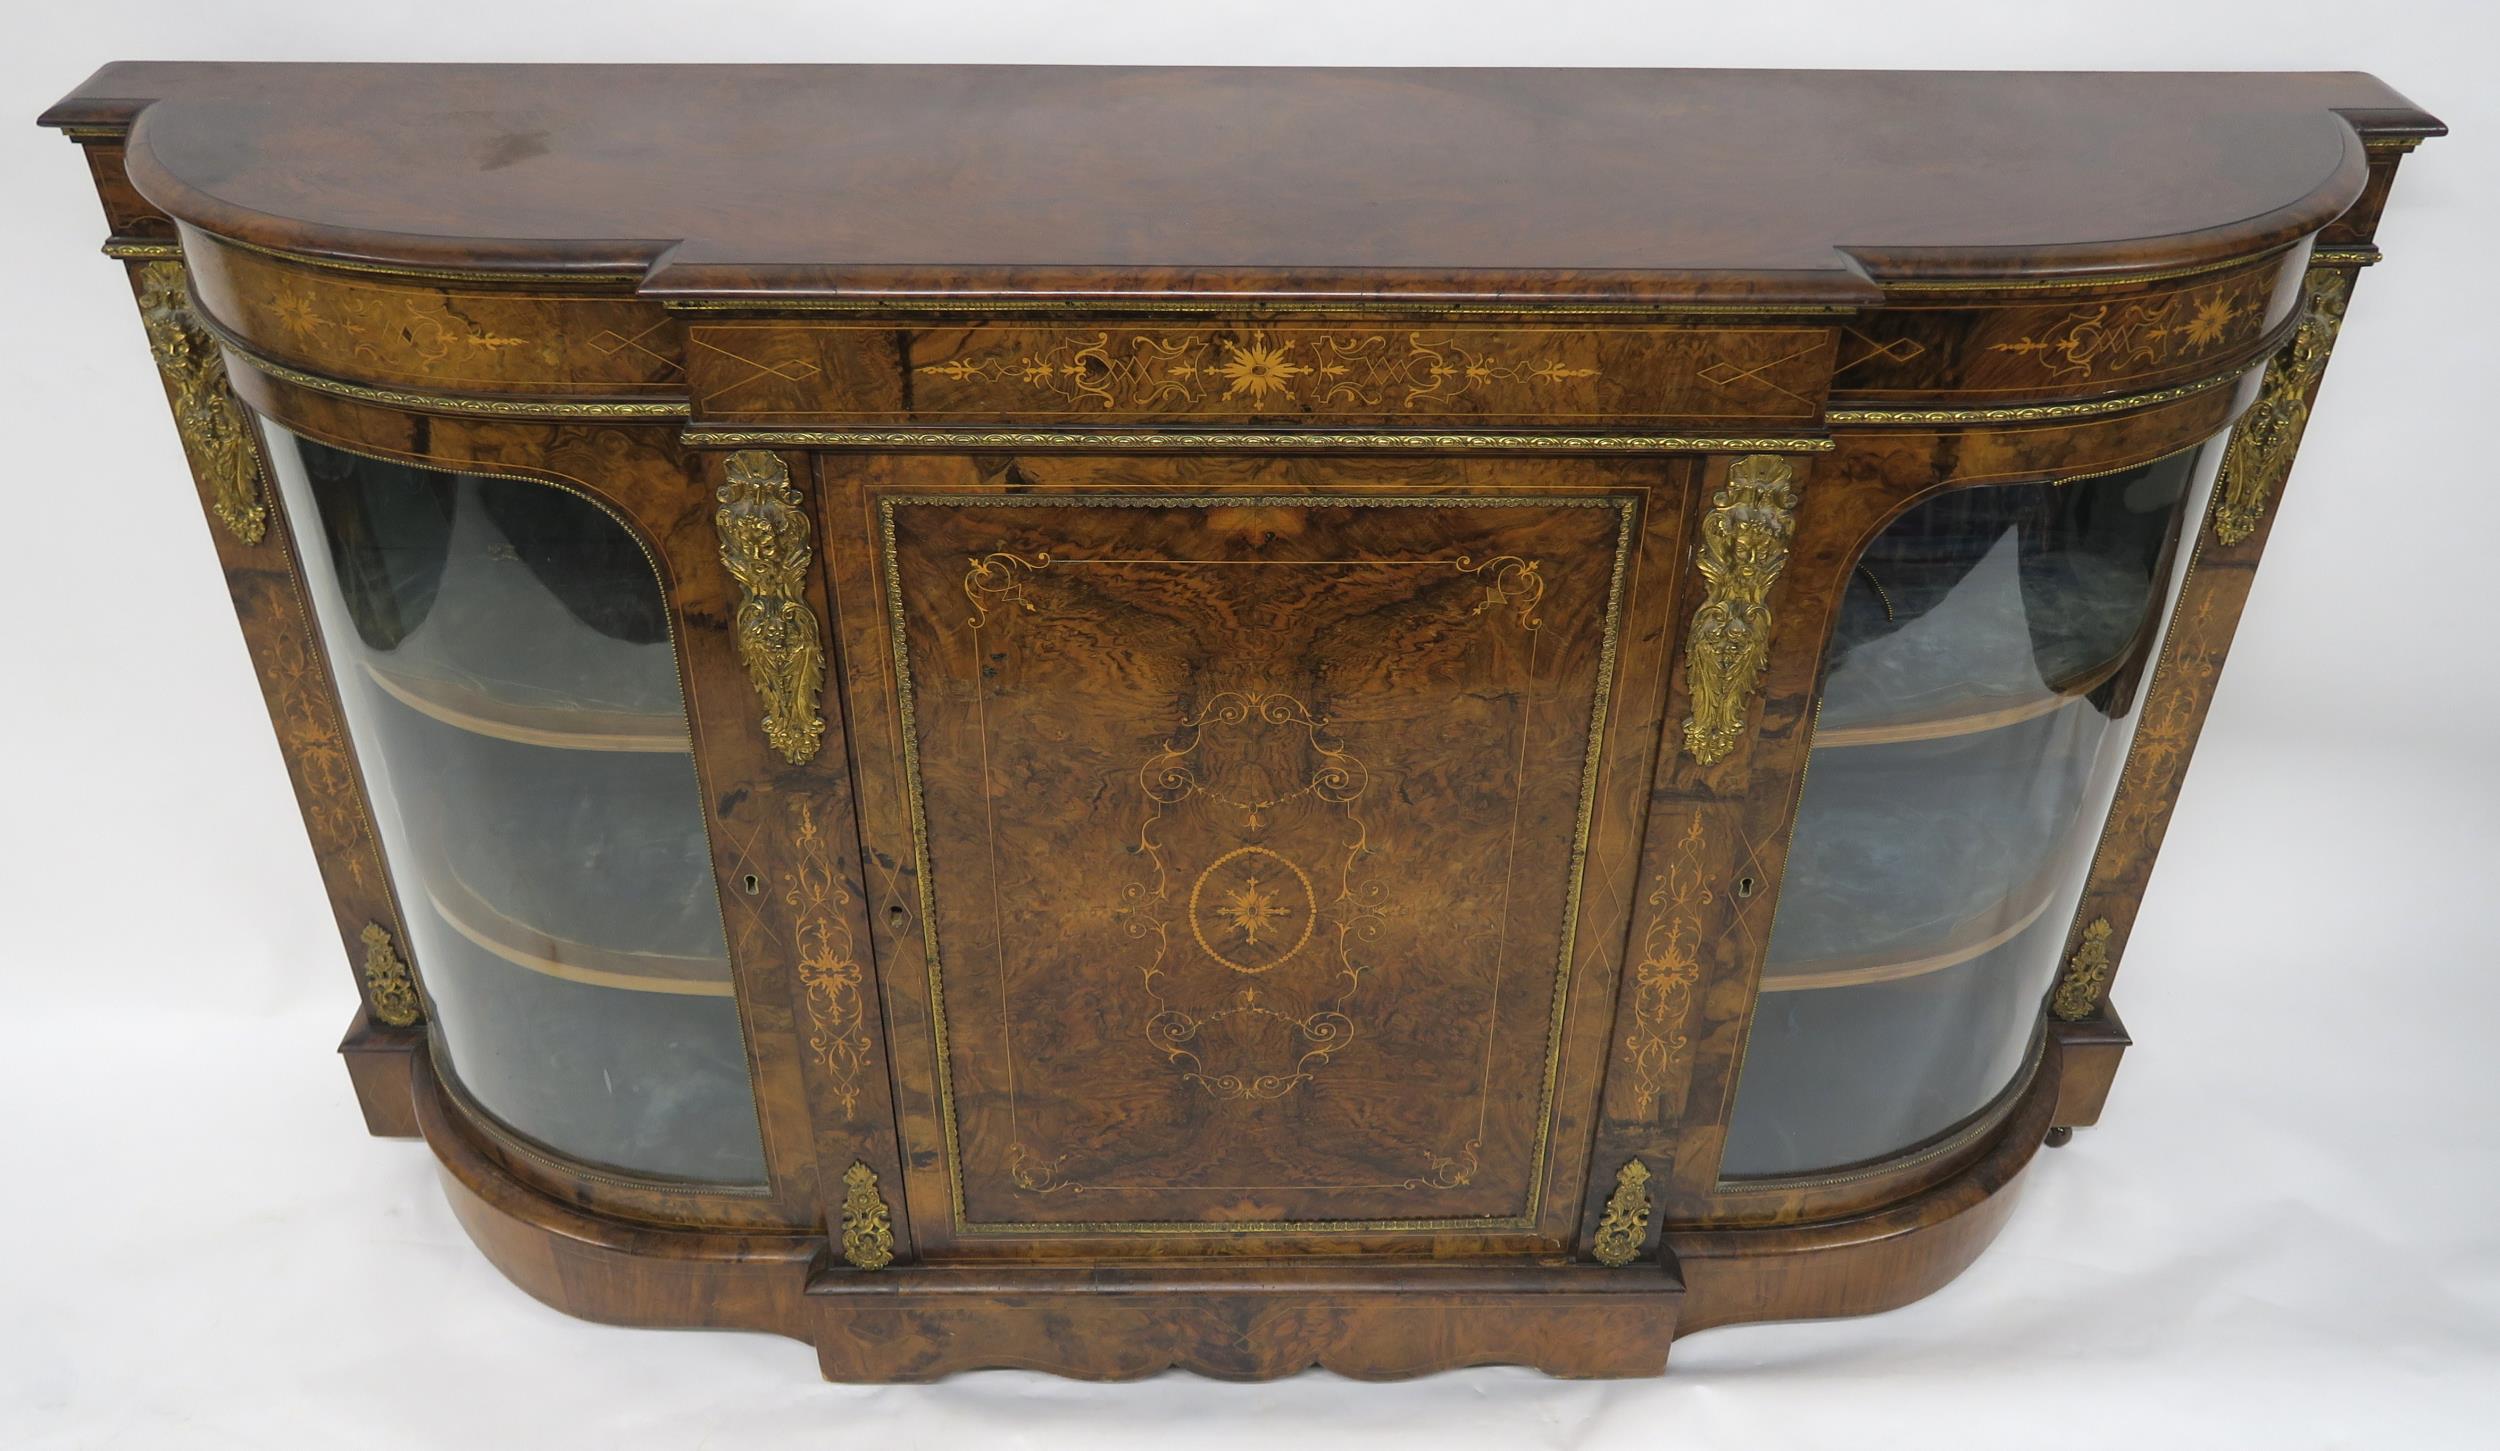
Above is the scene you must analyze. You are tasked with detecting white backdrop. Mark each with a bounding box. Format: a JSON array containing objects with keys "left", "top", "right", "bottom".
[{"left": 4, "top": 4, "right": 2496, "bottom": 1446}]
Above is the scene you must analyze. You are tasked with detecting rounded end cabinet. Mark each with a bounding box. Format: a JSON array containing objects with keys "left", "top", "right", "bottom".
[{"left": 41, "top": 62, "right": 2439, "bottom": 1380}]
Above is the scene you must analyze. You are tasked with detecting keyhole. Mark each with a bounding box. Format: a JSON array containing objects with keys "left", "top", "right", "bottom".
[
  {"left": 885, "top": 902, "right": 909, "bottom": 929},
  {"left": 740, "top": 873, "right": 761, "bottom": 895},
  {"left": 1735, "top": 875, "right": 1758, "bottom": 899}
]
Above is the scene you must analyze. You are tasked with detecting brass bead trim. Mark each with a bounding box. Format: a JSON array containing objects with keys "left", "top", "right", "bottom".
[
  {"left": 1591, "top": 1159, "right": 1654, "bottom": 1267},
  {"left": 2309, "top": 246, "right": 2381, "bottom": 269},
  {"left": 195, "top": 316, "right": 688, "bottom": 420},
  {"left": 1828, "top": 355, "right": 2266, "bottom": 427},
  {"left": 663, "top": 296, "right": 1858, "bottom": 317},
  {"left": 103, "top": 237, "right": 183, "bottom": 260},
  {"left": 840, "top": 1161, "right": 897, "bottom": 1270},
  {"left": 1874, "top": 243, "right": 2296, "bottom": 297},
  {"left": 683, "top": 428, "right": 1836, "bottom": 454},
  {"left": 235, "top": 353, "right": 687, "bottom": 420}
]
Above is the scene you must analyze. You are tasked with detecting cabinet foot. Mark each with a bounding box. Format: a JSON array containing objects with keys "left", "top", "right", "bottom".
[{"left": 338, "top": 1013, "right": 422, "bottom": 1139}]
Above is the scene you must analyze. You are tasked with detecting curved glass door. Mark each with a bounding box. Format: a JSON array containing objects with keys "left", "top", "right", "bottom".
[
  {"left": 1722, "top": 441, "right": 2219, "bottom": 1179},
  {"left": 264, "top": 426, "right": 766, "bottom": 1185}
]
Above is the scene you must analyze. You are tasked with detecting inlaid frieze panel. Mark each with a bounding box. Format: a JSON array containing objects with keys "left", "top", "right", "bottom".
[
  {"left": 183, "top": 237, "right": 683, "bottom": 397},
  {"left": 686, "top": 323, "right": 1837, "bottom": 425},
  {"left": 880, "top": 492, "right": 1638, "bottom": 1228},
  {"left": 1830, "top": 253, "right": 2298, "bottom": 403}
]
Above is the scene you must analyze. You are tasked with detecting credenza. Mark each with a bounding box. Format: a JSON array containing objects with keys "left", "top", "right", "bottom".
[{"left": 40, "top": 62, "right": 2440, "bottom": 1380}]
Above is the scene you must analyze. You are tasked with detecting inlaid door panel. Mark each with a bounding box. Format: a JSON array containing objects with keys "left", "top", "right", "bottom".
[{"left": 849, "top": 469, "right": 1673, "bottom": 1237}]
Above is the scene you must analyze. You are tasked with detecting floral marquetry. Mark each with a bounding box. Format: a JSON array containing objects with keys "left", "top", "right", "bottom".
[{"left": 686, "top": 322, "right": 1837, "bottom": 425}]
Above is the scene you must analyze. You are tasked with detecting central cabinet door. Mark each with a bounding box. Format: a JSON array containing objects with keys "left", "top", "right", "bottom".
[{"left": 847, "top": 459, "right": 1682, "bottom": 1238}]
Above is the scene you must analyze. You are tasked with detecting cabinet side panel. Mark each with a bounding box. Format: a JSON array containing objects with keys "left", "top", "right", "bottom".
[
  {"left": 2052, "top": 261, "right": 2369, "bottom": 1023},
  {"left": 117, "top": 255, "right": 417, "bottom": 1035}
]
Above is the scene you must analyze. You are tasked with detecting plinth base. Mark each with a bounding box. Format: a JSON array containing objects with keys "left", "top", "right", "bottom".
[{"left": 381, "top": 1031, "right": 2059, "bottom": 1380}]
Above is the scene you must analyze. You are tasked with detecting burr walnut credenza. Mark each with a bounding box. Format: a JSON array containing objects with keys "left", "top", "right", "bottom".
[{"left": 40, "top": 63, "right": 2440, "bottom": 1381}]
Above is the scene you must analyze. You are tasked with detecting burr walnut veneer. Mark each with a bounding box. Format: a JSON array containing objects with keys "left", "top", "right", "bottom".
[{"left": 41, "top": 62, "right": 2440, "bottom": 1381}]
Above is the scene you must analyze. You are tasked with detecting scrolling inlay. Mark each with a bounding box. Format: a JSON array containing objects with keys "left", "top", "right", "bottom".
[
  {"left": 1987, "top": 269, "right": 2271, "bottom": 381},
  {"left": 840, "top": 1160, "right": 896, "bottom": 1270},
  {"left": 134, "top": 261, "right": 268, "bottom": 544},
  {"left": 896, "top": 497, "right": 1631, "bottom": 1224},
  {"left": 1624, "top": 817, "right": 1711, "bottom": 1118},
  {"left": 2051, "top": 918, "right": 2114, "bottom": 1022},
  {"left": 1681, "top": 456, "right": 1801, "bottom": 764},
  {"left": 713, "top": 450, "right": 827, "bottom": 764},
  {"left": 918, "top": 330, "right": 1601, "bottom": 412},
  {"left": 1591, "top": 1159, "right": 1654, "bottom": 1267},
  {"left": 1118, "top": 691, "right": 1383, "bottom": 1102},
  {"left": 2211, "top": 268, "right": 2351, "bottom": 546},
  {"left": 360, "top": 923, "right": 422, "bottom": 1028},
  {"left": 788, "top": 798, "right": 872, "bottom": 1117}
]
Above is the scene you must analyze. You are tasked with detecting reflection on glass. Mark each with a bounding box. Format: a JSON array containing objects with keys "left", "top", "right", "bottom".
[
  {"left": 264, "top": 426, "right": 766, "bottom": 1184},
  {"left": 1722, "top": 443, "right": 2217, "bottom": 1179}
]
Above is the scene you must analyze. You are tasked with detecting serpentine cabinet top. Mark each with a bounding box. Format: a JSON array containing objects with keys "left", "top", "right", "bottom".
[{"left": 42, "top": 63, "right": 2442, "bottom": 304}]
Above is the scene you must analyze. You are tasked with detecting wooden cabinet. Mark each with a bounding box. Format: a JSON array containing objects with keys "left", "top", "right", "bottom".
[{"left": 41, "top": 61, "right": 2439, "bottom": 1380}]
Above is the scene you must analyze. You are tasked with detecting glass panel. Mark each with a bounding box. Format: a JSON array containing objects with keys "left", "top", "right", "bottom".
[
  {"left": 264, "top": 426, "right": 766, "bottom": 1184},
  {"left": 1721, "top": 440, "right": 2219, "bottom": 1179}
]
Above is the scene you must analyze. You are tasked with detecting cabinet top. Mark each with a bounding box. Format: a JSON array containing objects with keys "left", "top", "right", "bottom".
[{"left": 44, "top": 63, "right": 2439, "bottom": 305}]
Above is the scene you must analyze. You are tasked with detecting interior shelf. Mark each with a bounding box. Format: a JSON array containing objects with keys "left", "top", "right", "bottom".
[
  {"left": 1763, "top": 698, "right": 2111, "bottom": 980},
  {"left": 1759, "top": 871, "right": 2061, "bottom": 993},
  {"left": 425, "top": 864, "right": 732, "bottom": 997},
  {"left": 367, "top": 693, "right": 735, "bottom": 993},
  {"left": 364, "top": 659, "right": 689, "bottom": 753},
  {"left": 1813, "top": 650, "right": 2127, "bottom": 750}
]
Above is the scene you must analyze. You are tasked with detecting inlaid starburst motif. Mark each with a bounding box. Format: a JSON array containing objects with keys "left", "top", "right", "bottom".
[
  {"left": 1214, "top": 335, "right": 1307, "bottom": 402},
  {"left": 2182, "top": 294, "right": 2240, "bottom": 347},
  {"left": 1180, "top": 835, "right": 1322, "bottom": 976},
  {"left": 1212, "top": 873, "right": 1292, "bottom": 946},
  {"left": 270, "top": 291, "right": 327, "bottom": 343}
]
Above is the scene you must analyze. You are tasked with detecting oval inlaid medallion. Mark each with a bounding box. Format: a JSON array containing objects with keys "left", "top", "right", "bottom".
[{"left": 1187, "top": 845, "right": 1317, "bottom": 974}]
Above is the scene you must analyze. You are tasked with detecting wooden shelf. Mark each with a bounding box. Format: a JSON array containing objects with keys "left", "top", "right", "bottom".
[
  {"left": 1759, "top": 876, "right": 2060, "bottom": 993},
  {"left": 424, "top": 859, "right": 733, "bottom": 998},
  {"left": 1814, "top": 652, "right": 2127, "bottom": 750},
  {"left": 364, "top": 658, "right": 688, "bottom": 753}
]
